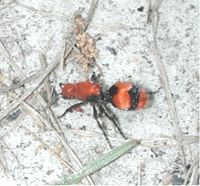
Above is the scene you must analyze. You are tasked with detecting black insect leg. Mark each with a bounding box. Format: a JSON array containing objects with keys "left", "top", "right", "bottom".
[
  {"left": 92, "top": 104, "right": 113, "bottom": 148},
  {"left": 57, "top": 101, "right": 88, "bottom": 119},
  {"left": 99, "top": 103, "right": 127, "bottom": 140}
]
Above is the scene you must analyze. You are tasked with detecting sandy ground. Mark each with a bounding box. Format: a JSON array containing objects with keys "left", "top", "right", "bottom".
[{"left": 0, "top": 0, "right": 199, "bottom": 185}]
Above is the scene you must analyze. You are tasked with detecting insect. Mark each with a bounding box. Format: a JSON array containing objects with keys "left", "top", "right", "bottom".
[{"left": 58, "top": 77, "right": 152, "bottom": 147}]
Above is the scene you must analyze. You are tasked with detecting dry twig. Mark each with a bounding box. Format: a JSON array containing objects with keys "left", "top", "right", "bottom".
[
  {"left": 40, "top": 54, "right": 53, "bottom": 103},
  {"left": 0, "top": 0, "right": 16, "bottom": 11},
  {"left": 0, "top": 71, "right": 43, "bottom": 93},
  {"left": 0, "top": 1, "right": 99, "bottom": 184},
  {"left": 0, "top": 53, "right": 61, "bottom": 122},
  {"left": 0, "top": 141, "right": 9, "bottom": 174},
  {"left": 148, "top": 0, "right": 187, "bottom": 173},
  {"left": 23, "top": 126, "right": 75, "bottom": 173},
  {"left": 183, "top": 156, "right": 199, "bottom": 184}
]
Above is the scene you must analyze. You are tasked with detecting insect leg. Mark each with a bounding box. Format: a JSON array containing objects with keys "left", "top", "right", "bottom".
[
  {"left": 57, "top": 101, "right": 88, "bottom": 119},
  {"left": 99, "top": 103, "right": 127, "bottom": 140},
  {"left": 92, "top": 104, "right": 113, "bottom": 148}
]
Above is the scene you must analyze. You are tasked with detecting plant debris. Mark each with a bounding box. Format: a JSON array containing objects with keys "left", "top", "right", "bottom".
[{"left": 73, "top": 14, "right": 101, "bottom": 76}]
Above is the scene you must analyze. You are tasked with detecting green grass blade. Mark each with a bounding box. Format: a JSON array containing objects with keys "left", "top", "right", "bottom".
[{"left": 62, "top": 139, "right": 140, "bottom": 185}]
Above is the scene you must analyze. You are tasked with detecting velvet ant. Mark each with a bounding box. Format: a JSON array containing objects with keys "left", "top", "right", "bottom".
[{"left": 58, "top": 74, "right": 153, "bottom": 147}]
